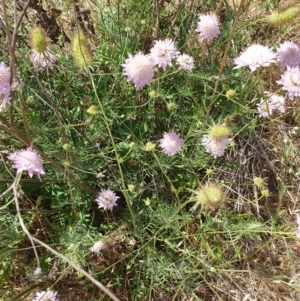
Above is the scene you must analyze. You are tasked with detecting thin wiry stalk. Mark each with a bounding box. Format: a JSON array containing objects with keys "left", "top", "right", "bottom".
[{"left": 12, "top": 172, "right": 121, "bottom": 301}]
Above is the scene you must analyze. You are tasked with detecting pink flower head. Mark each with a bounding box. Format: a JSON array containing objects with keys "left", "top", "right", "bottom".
[
  {"left": 0, "top": 62, "right": 12, "bottom": 112},
  {"left": 176, "top": 53, "right": 194, "bottom": 70},
  {"left": 159, "top": 131, "right": 184, "bottom": 156},
  {"left": 149, "top": 39, "right": 179, "bottom": 71},
  {"left": 90, "top": 240, "right": 105, "bottom": 253},
  {"left": 277, "top": 67, "right": 300, "bottom": 100},
  {"left": 296, "top": 214, "right": 300, "bottom": 238},
  {"left": 0, "top": 62, "right": 11, "bottom": 88},
  {"left": 196, "top": 13, "right": 220, "bottom": 41},
  {"left": 31, "top": 49, "right": 56, "bottom": 70},
  {"left": 201, "top": 134, "right": 230, "bottom": 158},
  {"left": 276, "top": 41, "right": 300, "bottom": 67},
  {"left": 8, "top": 147, "right": 45, "bottom": 180},
  {"left": 233, "top": 44, "right": 277, "bottom": 71},
  {"left": 122, "top": 52, "right": 155, "bottom": 89},
  {"left": 268, "top": 93, "right": 286, "bottom": 113},
  {"left": 33, "top": 290, "right": 59, "bottom": 301},
  {"left": 95, "top": 188, "right": 119, "bottom": 210}
]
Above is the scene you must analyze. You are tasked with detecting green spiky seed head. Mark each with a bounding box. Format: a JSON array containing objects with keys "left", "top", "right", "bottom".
[
  {"left": 206, "top": 169, "right": 214, "bottom": 176},
  {"left": 196, "top": 183, "right": 224, "bottom": 209},
  {"left": 145, "top": 142, "right": 156, "bottom": 151},
  {"left": 226, "top": 89, "right": 236, "bottom": 99},
  {"left": 253, "top": 177, "right": 264, "bottom": 188},
  {"left": 210, "top": 124, "right": 231, "bottom": 139},
  {"left": 261, "top": 189, "right": 269, "bottom": 197},
  {"left": 264, "top": 7, "right": 300, "bottom": 26},
  {"left": 72, "top": 32, "right": 93, "bottom": 68},
  {"left": 30, "top": 26, "right": 48, "bottom": 53}
]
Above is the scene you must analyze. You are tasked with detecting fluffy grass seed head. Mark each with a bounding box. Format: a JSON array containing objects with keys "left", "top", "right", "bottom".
[
  {"left": 176, "top": 53, "right": 194, "bottom": 70},
  {"left": 122, "top": 52, "right": 155, "bottom": 89},
  {"left": 159, "top": 130, "right": 183, "bottom": 156},
  {"left": 29, "top": 26, "right": 49, "bottom": 53},
  {"left": 276, "top": 41, "right": 300, "bottom": 67},
  {"left": 8, "top": 147, "right": 45, "bottom": 180},
  {"left": 149, "top": 38, "right": 179, "bottom": 71},
  {"left": 196, "top": 13, "right": 220, "bottom": 41},
  {"left": 32, "top": 290, "right": 59, "bottom": 301},
  {"left": 233, "top": 44, "right": 277, "bottom": 71},
  {"left": 264, "top": 7, "right": 300, "bottom": 26},
  {"left": 95, "top": 188, "right": 119, "bottom": 211},
  {"left": 277, "top": 67, "right": 300, "bottom": 99},
  {"left": 71, "top": 32, "right": 93, "bottom": 68},
  {"left": 196, "top": 183, "right": 224, "bottom": 209}
]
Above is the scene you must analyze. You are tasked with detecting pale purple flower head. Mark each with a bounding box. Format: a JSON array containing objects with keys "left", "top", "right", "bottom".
[
  {"left": 122, "top": 52, "right": 155, "bottom": 89},
  {"left": 268, "top": 94, "right": 286, "bottom": 113},
  {"left": 296, "top": 214, "right": 300, "bottom": 238},
  {"left": 196, "top": 13, "right": 220, "bottom": 41},
  {"left": 277, "top": 67, "right": 300, "bottom": 100},
  {"left": 32, "top": 290, "right": 59, "bottom": 301},
  {"left": 176, "top": 53, "right": 194, "bottom": 71},
  {"left": 8, "top": 147, "right": 45, "bottom": 180},
  {"left": 233, "top": 44, "right": 277, "bottom": 71},
  {"left": 201, "top": 134, "right": 230, "bottom": 158},
  {"left": 257, "top": 98, "right": 274, "bottom": 118},
  {"left": 31, "top": 49, "right": 56, "bottom": 70},
  {"left": 95, "top": 188, "right": 119, "bottom": 210},
  {"left": 276, "top": 41, "right": 300, "bottom": 67},
  {"left": 90, "top": 240, "right": 105, "bottom": 253},
  {"left": 159, "top": 131, "right": 183, "bottom": 156},
  {"left": 257, "top": 93, "right": 286, "bottom": 118},
  {"left": 0, "top": 62, "right": 12, "bottom": 112},
  {"left": 149, "top": 39, "right": 179, "bottom": 71},
  {"left": 0, "top": 62, "right": 11, "bottom": 88}
]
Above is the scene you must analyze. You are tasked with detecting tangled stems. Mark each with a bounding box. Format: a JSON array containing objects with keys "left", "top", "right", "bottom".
[
  {"left": 12, "top": 172, "right": 121, "bottom": 301},
  {"left": 88, "top": 70, "right": 137, "bottom": 234}
]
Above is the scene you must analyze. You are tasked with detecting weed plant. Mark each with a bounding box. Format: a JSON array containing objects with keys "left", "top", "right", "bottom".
[{"left": 1, "top": 0, "right": 300, "bottom": 300}]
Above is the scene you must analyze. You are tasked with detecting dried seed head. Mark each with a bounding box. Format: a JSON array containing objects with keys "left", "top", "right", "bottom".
[{"left": 196, "top": 183, "right": 224, "bottom": 209}]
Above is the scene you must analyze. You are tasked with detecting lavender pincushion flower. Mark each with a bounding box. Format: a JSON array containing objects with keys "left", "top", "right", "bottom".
[
  {"left": 276, "top": 41, "right": 300, "bottom": 67},
  {"left": 201, "top": 135, "right": 230, "bottom": 158},
  {"left": 95, "top": 188, "right": 119, "bottom": 210},
  {"left": 149, "top": 39, "right": 179, "bottom": 71},
  {"left": 176, "top": 54, "right": 194, "bottom": 71},
  {"left": 159, "top": 131, "right": 183, "bottom": 156},
  {"left": 122, "top": 52, "right": 155, "bottom": 89},
  {"left": 233, "top": 44, "right": 277, "bottom": 71},
  {"left": 33, "top": 290, "right": 59, "bottom": 301},
  {"left": 296, "top": 214, "right": 300, "bottom": 238},
  {"left": 277, "top": 67, "right": 300, "bottom": 99},
  {"left": 31, "top": 49, "right": 56, "bottom": 70},
  {"left": 8, "top": 147, "right": 45, "bottom": 180},
  {"left": 0, "top": 62, "right": 12, "bottom": 111},
  {"left": 90, "top": 240, "right": 105, "bottom": 253},
  {"left": 196, "top": 13, "right": 220, "bottom": 41}
]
